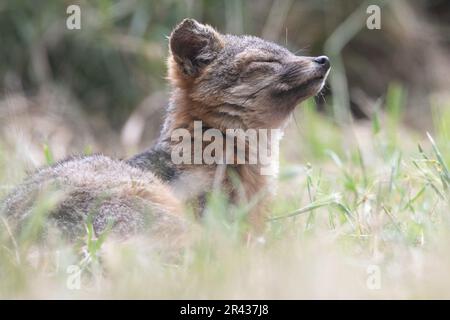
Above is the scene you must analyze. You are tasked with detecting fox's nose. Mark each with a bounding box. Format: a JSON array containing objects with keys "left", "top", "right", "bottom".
[{"left": 314, "top": 56, "right": 330, "bottom": 69}]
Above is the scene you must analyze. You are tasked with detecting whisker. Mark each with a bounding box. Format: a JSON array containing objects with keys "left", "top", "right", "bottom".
[{"left": 293, "top": 45, "right": 310, "bottom": 56}]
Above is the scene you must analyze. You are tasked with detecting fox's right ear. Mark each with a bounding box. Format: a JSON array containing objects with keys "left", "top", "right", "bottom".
[{"left": 169, "top": 19, "right": 223, "bottom": 76}]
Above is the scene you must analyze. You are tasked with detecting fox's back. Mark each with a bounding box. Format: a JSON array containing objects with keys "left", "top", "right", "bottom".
[{"left": 2, "top": 155, "right": 186, "bottom": 241}]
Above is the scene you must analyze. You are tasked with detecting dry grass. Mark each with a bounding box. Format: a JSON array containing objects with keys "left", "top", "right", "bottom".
[{"left": 0, "top": 90, "right": 449, "bottom": 299}]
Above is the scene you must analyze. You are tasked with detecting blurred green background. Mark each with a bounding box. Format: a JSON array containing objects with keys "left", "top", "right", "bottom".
[{"left": 0, "top": 0, "right": 449, "bottom": 162}]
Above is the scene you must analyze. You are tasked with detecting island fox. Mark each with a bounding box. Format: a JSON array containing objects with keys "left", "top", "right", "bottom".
[{"left": 1, "top": 19, "right": 330, "bottom": 242}]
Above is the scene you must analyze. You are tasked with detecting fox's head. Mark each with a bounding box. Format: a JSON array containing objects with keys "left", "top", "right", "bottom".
[{"left": 167, "top": 19, "right": 330, "bottom": 130}]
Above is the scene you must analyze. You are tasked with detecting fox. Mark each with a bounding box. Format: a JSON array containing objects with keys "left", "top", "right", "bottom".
[{"left": 1, "top": 19, "right": 330, "bottom": 243}]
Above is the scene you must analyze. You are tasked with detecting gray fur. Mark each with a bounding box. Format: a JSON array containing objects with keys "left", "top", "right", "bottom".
[{"left": 1, "top": 155, "right": 186, "bottom": 241}]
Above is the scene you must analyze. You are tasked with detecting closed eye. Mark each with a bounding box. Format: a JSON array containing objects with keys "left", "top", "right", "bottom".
[
  {"left": 246, "top": 60, "right": 281, "bottom": 72},
  {"left": 249, "top": 59, "right": 280, "bottom": 65},
  {"left": 241, "top": 61, "right": 280, "bottom": 79}
]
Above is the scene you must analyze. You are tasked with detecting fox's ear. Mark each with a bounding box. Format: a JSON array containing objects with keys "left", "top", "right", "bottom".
[{"left": 169, "top": 19, "right": 223, "bottom": 76}]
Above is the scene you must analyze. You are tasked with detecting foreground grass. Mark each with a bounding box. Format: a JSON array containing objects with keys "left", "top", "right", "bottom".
[{"left": 0, "top": 98, "right": 449, "bottom": 299}]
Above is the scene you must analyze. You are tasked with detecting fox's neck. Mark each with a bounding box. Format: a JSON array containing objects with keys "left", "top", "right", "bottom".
[{"left": 128, "top": 87, "right": 282, "bottom": 225}]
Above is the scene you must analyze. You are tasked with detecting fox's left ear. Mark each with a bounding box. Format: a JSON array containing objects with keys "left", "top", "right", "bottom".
[{"left": 169, "top": 18, "right": 223, "bottom": 76}]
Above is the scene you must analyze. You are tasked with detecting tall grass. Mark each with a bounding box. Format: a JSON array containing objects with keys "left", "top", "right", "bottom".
[{"left": 0, "top": 95, "right": 449, "bottom": 299}]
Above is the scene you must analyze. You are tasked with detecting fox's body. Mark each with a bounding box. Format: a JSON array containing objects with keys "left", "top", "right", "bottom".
[
  {"left": 2, "top": 19, "right": 330, "bottom": 241},
  {"left": 3, "top": 155, "right": 186, "bottom": 242}
]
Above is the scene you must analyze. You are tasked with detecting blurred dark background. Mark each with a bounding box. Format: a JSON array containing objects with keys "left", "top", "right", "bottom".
[{"left": 0, "top": 0, "right": 449, "bottom": 163}]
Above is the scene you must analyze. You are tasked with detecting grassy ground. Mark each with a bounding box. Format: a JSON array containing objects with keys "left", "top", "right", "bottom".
[{"left": 0, "top": 90, "right": 449, "bottom": 299}]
